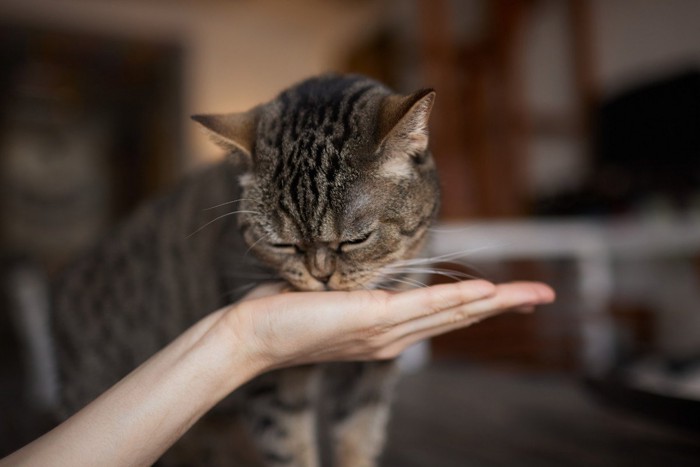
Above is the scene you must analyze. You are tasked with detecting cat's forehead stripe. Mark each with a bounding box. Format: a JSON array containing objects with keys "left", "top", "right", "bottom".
[{"left": 266, "top": 79, "right": 379, "bottom": 238}]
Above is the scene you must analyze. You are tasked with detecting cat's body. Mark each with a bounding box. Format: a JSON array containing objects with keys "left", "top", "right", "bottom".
[{"left": 50, "top": 75, "right": 439, "bottom": 466}]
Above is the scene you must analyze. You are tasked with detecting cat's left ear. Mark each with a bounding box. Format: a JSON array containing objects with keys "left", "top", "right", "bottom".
[
  {"left": 378, "top": 88, "right": 435, "bottom": 162},
  {"left": 191, "top": 109, "right": 258, "bottom": 158}
]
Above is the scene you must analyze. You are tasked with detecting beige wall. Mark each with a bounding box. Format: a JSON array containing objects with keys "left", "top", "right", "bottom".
[
  {"left": 0, "top": 0, "right": 385, "bottom": 165},
  {"left": 4, "top": 0, "right": 700, "bottom": 185}
]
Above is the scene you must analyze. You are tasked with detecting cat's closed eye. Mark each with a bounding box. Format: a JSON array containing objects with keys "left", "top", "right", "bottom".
[
  {"left": 271, "top": 243, "right": 304, "bottom": 254},
  {"left": 339, "top": 231, "right": 374, "bottom": 252},
  {"left": 269, "top": 231, "right": 374, "bottom": 255}
]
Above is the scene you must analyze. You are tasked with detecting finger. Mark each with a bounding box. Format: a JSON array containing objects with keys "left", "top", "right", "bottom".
[
  {"left": 385, "top": 297, "right": 509, "bottom": 346},
  {"left": 472, "top": 281, "right": 555, "bottom": 312},
  {"left": 380, "top": 303, "right": 523, "bottom": 359},
  {"left": 402, "top": 281, "right": 552, "bottom": 332},
  {"left": 384, "top": 280, "right": 497, "bottom": 323},
  {"left": 382, "top": 281, "right": 554, "bottom": 348},
  {"left": 372, "top": 307, "right": 507, "bottom": 360}
]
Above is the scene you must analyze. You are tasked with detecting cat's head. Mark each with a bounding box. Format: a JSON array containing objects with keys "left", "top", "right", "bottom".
[{"left": 193, "top": 74, "right": 440, "bottom": 291}]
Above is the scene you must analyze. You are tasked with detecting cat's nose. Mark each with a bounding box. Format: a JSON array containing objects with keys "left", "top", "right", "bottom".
[
  {"left": 311, "top": 272, "right": 332, "bottom": 284},
  {"left": 307, "top": 247, "right": 335, "bottom": 284}
]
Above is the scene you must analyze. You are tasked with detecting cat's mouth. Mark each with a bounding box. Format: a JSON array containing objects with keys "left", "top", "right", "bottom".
[
  {"left": 365, "top": 273, "right": 415, "bottom": 292},
  {"left": 282, "top": 272, "right": 374, "bottom": 292}
]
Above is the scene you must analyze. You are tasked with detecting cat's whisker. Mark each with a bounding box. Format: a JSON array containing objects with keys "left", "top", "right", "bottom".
[
  {"left": 395, "top": 277, "right": 430, "bottom": 289},
  {"left": 382, "top": 267, "right": 478, "bottom": 282},
  {"left": 372, "top": 283, "right": 404, "bottom": 292},
  {"left": 383, "top": 264, "right": 478, "bottom": 276},
  {"left": 383, "top": 265, "right": 473, "bottom": 275},
  {"left": 389, "top": 254, "right": 463, "bottom": 267},
  {"left": 340, "top": 275, "right": 386, "bottom": 305},
  {"left": 402, "top": 275, "right": 431, "bottom": 288},
  {"left": 378, "top": 275, "right": 429, "bottom": 290},
  {"left": 244, "top": 232, "right": 272, "bottom": 256},
  {"left": 427, "top": 225, "right": 477, "bottom": 233},
  {"left": 389, "top": 246, "right": 500, "bottom": 268},
  {"left": 355, "top": 281, "right": 386, "bottom": 305},
  {"left": 187, "top": 210, "right": 261, "bottom": 238},
  {"left": 203, "top": 198, "right": 254, "bottom": 211},
  {"left": 361, "top": 276, "right": 392, "bottom": 292}
]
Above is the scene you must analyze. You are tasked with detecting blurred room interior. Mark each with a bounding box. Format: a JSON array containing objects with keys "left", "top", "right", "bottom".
[{"left": 0, "top": 0, "right": 699, "bottom": 465}]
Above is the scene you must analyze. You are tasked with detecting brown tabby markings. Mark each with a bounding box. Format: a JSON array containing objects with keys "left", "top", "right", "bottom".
[{"left": 52, "top": 74, "right": 439, "bottom": 466}]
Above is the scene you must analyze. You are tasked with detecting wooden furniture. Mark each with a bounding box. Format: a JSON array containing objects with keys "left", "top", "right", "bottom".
[{"left": 418, "top": 0, "right": 597, "bottom": 219}]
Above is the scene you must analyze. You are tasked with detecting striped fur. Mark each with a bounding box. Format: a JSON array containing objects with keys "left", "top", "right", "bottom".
[{"left": 51, "top": 75, "right": 440, "bottom": 466}]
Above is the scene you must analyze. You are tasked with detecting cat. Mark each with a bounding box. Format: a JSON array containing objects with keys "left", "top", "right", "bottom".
[{"left": 49, "top": 74, "right": 440, "bottom": 466}]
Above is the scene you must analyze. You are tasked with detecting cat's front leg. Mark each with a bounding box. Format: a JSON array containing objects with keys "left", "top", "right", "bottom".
[
  {"left": 241, "top": 366, "right": 322, "bottom": 467},
  {"left": 325, "top": 361, "right": 398, "bottom": 467}
]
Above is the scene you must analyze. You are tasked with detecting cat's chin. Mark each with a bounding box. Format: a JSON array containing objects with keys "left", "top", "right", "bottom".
[
  {"left": 282, "top": 279, "right": 328, "bottom": 292},
  {"left": 285, "top": 278, "right": 372, "bottom": 292},
  {"left": 291, "top": 283, "right": 344, "bottom": 292}
]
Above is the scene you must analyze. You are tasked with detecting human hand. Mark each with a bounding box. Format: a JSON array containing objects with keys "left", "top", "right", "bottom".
[
  {"left": 222, "top": 280, "right": 555, "bottom": 373},
  {"left": 0, "top": 279, "right": 553, "bottom": 467}
]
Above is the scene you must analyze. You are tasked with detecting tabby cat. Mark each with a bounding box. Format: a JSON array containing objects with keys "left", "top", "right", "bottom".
[{"left": 50, "top": 74, "right": 440, "bottom": 466}]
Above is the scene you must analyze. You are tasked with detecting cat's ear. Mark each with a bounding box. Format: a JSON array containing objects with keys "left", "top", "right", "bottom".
[
  {"left": 378, "top": 88, "right": 435, "bottom": 161},
  {"left": 191, "top": 109, "right": 258, "bottom": 157}
]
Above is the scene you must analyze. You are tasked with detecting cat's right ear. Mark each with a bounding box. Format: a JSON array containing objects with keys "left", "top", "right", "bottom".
[
  {"left": 191, "top": 109, "right": 258, "bottom": 158},
  {"left": 377, "top": 89, "right": 435, "bottom": 161}
]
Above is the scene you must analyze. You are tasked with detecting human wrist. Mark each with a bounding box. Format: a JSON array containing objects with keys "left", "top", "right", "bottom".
[{"left": 198, "top": 305, "right": 271, "bottom": 401}]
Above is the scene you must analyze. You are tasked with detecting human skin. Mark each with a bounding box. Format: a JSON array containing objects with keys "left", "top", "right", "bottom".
[{"left": 2, "top": 280, "right": 554, "bottom": 467}]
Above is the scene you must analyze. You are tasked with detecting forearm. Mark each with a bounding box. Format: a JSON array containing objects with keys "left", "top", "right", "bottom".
[
  {"left": 3, "top": 308, "right": 260, "bottom": 467},
  {"left": 2, "top": 281, "right": 555, "bottom": 466}
]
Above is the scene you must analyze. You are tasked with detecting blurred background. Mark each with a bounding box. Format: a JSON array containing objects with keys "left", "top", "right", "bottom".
[{"left": 0, "top": 0, "right": 699, "bottom": 465}]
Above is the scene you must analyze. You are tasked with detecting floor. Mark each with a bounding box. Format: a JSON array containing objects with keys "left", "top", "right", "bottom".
[
  {"left": 383, "top": 363, "right": 700, "bottom": 467},
  {"left": 3, "top": 353, "right": 699, "bottom": 465}
]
